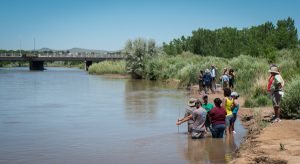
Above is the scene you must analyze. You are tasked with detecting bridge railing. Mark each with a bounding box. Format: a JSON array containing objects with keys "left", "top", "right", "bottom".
[
  {"left": 0, "top": 53, "right": 124, "bottom": 58},
  {"left": 0, "top": 53, "right": 22, "bottom": 57}
]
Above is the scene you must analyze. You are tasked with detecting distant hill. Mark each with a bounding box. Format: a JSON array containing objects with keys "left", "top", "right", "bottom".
[{"left": 68, "top": 48, "right": 108, "bottom": 54}]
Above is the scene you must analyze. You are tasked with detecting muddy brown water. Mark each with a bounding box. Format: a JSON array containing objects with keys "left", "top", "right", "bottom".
[{"left": 0, "top": 67, "right": 246, "bottom": 164}]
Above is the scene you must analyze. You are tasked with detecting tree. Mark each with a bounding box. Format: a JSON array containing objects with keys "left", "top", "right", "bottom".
[
  {"left": 162, "top": 17, "right": 298, "bottom": 58},
  {"left": 124, "top": 38, "right": 157, "bottom": 79},
  {"left": 275, "top": 17, "right": 298, "bottom": 49}
]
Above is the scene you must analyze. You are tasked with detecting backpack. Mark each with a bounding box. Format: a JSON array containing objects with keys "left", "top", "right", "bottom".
[{"left": 203, "top": 73, "right": 211, "bottom": 85}]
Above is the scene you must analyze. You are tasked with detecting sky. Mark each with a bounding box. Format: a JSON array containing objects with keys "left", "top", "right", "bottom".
[{"left": 0, "top": 0, "right": 299, "bottom": 51}]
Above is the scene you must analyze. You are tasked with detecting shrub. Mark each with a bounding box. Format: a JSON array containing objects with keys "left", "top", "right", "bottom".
[
  {"left": 177, "top": 63, "right": 198, "bottom": 86},
  {"left": 244, "top": 99, "right": 257, "bottom": 108},
  {"left": 255, "top": 95, "right": 270, "bottom": 107},
  {"left": 281, "top": 76, "right": 300, "bottom": 119},
  {"left": 253, "top": 74, "right": 269, "bottom": 98},
  {"left": 88, "top": 61, "right": 126, "bottom": 75},
  {"left": 124, "top": 38, "right": 158, "bottom": 78}
]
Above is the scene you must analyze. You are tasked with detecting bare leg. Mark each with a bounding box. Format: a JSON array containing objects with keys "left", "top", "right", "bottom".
[{"left": 274, "top": 106, "right": 280, "bottom": 118}]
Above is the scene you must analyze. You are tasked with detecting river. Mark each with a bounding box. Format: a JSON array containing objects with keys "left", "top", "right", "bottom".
[{"left": 0, "top": 67, "right": 246, "bottom": 164}]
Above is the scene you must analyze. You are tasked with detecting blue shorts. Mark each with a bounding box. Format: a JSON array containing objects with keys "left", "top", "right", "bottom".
[
  {"left": 225, "top": 115, "right": 233, "bottom": 127},
  {"left": 231, "top": 113, "right": 237, "bottom": 123}
]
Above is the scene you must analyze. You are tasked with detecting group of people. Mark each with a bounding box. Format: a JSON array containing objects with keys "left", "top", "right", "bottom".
[
  {"left": 177, "top": 64, "right": 285, "bottom": 139},
  {"left": 176, "top": 88, "right": 240, "bottom": 139},
  {"left": 198, "top": 65, "right": 235, "bottom": 94}
]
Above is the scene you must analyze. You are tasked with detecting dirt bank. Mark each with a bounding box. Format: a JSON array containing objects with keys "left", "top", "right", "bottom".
[{"left": 189, "top": 85, "right": 300, "bottom": 164}]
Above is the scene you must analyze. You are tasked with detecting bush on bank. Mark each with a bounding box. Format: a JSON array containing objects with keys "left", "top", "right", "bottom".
[
  {"left": 281, "top": 76, "right": 300, "bottom": 119},
  {"left": 88, "top": 60, "right": 126, "bottom": 75}
]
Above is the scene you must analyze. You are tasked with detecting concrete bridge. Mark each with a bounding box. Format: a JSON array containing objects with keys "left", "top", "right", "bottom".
[{"left": 0, "top": 53, "right": 124, "bottom": 71}]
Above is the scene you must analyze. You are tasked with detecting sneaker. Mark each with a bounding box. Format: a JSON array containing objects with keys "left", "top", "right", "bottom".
[
  {"left": 232, "top": 131, "right": 237, "bottom": 134},
  {"left": 270, "top": 115, "right": 276, "bottom": 121},
  {"left": 272, "top": 118, "right": 281, "bottom": 123}
]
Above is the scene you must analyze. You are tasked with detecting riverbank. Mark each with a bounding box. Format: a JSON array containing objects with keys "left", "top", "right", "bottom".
[{"left": 188, "top": 85, "right": 300, "bottom": 164}]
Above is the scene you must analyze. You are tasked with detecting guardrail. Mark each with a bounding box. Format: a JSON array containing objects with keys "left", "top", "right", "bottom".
[{"left": 0, "top": 53, "right": 124, "bottom": 58}]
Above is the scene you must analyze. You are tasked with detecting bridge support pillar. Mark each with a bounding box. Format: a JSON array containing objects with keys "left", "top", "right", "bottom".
[
  {"left": 30, "top": 61, "right": 44, "bottom": 71},
  {"left": 85, "top": 61, "right": 92, "bottom": 71}
]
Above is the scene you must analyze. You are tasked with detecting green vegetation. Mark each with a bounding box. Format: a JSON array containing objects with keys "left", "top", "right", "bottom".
[
  {"left": 162, "top": 17, "right": 298, "bottom": 59},
  {"left": 88, "top": 61, "right": 126, "bottom": 75},
  {"left": 281, "top": 76, "right": 300, "bottom": 119},
  {"left": 123, "top": 38, "right": 157, "bottom": 78},
  {"left": 45, "top": 61, "right": 84, "bottom": 69}
]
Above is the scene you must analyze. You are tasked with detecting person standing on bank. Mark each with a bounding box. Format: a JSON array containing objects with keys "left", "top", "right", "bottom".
[
  {"left": 229, "top": 69, "right": 235, "bottom": 89},
  {"left": 198, "top": 70, "right": 204, "bottom": 93},
  {"left": 209, "top": 98, "right": 227, "bottom": 138},
  {"left": 177, "top": 98, "right": 197, "bottom": 134},
  {"left": 203, "top": 69, "right": 214, "bottom": 94},
  {"left": 267, "top": 65, "right": 284, "bottom": 123},
  {"left": 221, "top": 68, "right": 229, "bottom": 89},
  {"left": 210, "top": 65, "right": 217, "bottom": 90},
  {"left": 176, "top": 99, "right": 207, "bottom": 139}
]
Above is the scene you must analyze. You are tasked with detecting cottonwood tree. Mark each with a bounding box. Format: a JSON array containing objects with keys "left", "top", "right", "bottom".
[{"left": 124, "top": 38, "right": 157, "bottom": 78}]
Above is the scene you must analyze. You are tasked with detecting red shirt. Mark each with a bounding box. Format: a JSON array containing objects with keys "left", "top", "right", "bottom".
[
  {"left": 267, "top": 75, "right": 274, "bottom": 92},
  {"left": 209, "top": 107, "right": 227, "bottom": 125}
]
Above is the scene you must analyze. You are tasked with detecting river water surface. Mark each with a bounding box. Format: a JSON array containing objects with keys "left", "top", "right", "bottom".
[{"left": 0, "top": 67, "right": 246, "bottom": 164}]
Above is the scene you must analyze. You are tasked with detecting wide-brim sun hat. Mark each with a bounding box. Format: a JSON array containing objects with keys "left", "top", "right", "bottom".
[
  {"left": 268, "top": 66, "right": 279, "bottom": 74},
  {"left": 188, "top": 98, "right": 197, "bottom": 107}
]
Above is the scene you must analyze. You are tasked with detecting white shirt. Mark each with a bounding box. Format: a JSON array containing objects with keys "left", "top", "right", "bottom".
[{"left": 210, "top": 68, "right": 216, "bottom": 78}]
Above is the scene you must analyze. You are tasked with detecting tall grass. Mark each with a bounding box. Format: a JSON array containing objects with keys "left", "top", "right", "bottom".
[
  {"left": 142, "top": 52, "right": 268, "bottom": 96},
  {"left": 88, "top": 49, "right": 300, "bottom": 110},
  {"left": 88, "top": 61, "right": 127, "bottom": 75}
]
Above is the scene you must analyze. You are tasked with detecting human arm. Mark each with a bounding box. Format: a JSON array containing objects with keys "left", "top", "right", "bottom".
[
  {"left": 176, "top": 114, "right": 193, "bottom": 125},
  {"left": 231, "top": 99, "right": 238, "bottom": 110},
  {"left": 222, "top": 97, "right": 226, "bottom": 109}
]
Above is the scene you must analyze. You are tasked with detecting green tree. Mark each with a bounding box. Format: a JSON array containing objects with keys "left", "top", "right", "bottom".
[
  {"left": 124, "top": 38, "right": 157, "bottom": 79},
  {"left": 275, "top": 17, "right": 298, "bottom": 49}
]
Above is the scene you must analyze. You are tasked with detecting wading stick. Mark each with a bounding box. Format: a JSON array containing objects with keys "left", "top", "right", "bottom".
[{"left": 178, "top": 103, "right": 180, "bottom": 133}]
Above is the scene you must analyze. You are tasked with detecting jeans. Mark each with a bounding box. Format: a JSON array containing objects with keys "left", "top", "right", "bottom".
[{"left": 211, "top": 124, "right": 226, "bottom": 138}]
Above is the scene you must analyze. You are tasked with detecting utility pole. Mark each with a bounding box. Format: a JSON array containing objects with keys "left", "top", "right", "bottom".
[
  {"left": 19, "top": 40, "right": 22, "bottom": 56},
  {"left": 34, "top": 38, "right": 36, "bottom": 52}
]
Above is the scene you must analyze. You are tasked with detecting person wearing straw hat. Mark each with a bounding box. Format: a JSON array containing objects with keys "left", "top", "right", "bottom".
[
  {"left": 177, "top": 98, "right": 197, "bottom": 133},
  {"left": 176, "top": 99, "right": 207, "bottom": 139},
  {"left": 267, "top": 65, "right": 284, "bottom": 123}
]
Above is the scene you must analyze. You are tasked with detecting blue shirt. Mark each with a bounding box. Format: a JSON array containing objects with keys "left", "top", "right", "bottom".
[{"left": 232, "top": 104, "right": 239, "bottom": 114}]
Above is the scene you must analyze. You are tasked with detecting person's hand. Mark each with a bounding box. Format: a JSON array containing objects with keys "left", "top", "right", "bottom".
[{"left": 176, "top": 120, "right": 181, "bottom": 125}]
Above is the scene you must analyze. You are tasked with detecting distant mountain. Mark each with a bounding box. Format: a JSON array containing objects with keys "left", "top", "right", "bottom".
[
  {"left": 68, "top": 48, "right": 108, "bottom": 54},
  {"left": 36, "top": 47, "right": 112, "bottom": 54},
  {"left": 37, "top": 48, "right": 53, "bottom": 52}
]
